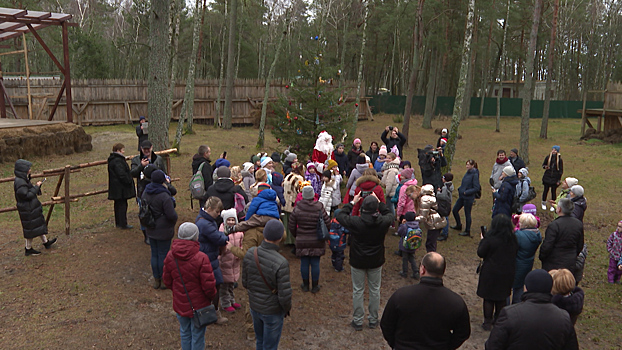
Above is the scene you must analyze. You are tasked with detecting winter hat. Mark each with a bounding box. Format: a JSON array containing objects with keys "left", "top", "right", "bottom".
[
  {"left": 400, "top": 168, "right": 414, "bottom": 180},
  {"left": 302, "top": 186, "right": 315, "bottom": 200},
  {"left": 502, "top": 166, "right": 516, "bottom": 177},
  {"left": 139, "top": 116, "right": 146, "bottom": 121},
  {"left": 440, "top": 138, "right": 447, "bottom": 145},
  {"left": 336, "top": 143, "right": 345, "bottom": 149},
  {"left": 510, "top": 148, "right": 519, "bottom": 155},
  {"left": 285, "top": 153, "right": 297, "bottom": 163},
  {"left": 361, "top": 195, "right": 379, "bottom": 213},
  {"left": 242, "top": 162, "right": 254, "bottom": 172},
  {"left": 404, "top": 212, "right": 416, "bottom": 222},
  {"left": 364, "top": 154, "right": 371, "bottom": 163},
  {"left": 327, "top": 159, "right": 338, "bottom": 170},
  {"left": 263, "top": 219, "right": 285, "bottom": 241},
  {"left": 379, "top": 145, "right": 388, "bottom": 156},
  {"left": 251, "top": 155, "right": 261, "bottom": 164},
  {"left": 441, "top": 128, "right": 448, "bottom": 134},
  {"left": 400, "top": 160, "right": 412, "bottom": 169},
  {"left": 220, "top": 208, "right": 239, "bottom": 225},
  {"left": 552, "top": 145, "right": 561, "bottom": 152},
  {"left": 524, "top": 269, "right": 553, "bottom": 294},
  {"left": 257, "top": 182, "right": 271, "bottom": 193},
  {"left": 357, "top": 155, "right": 367, "bottom": 164},
  {"left": 565, "top": 177, "right": 578, "bottom": 187},
  {"left": 142, "top": 164, "right": 156, "bottom": 180},
  {"left": 178, "top": 222, "right": 199, "bottom": 241},
  {"left": 151, "top": 170, "right": 166, "bottom": 184},
  {"left": 519, "top": 168, "right": 529, "bottom": 177},
  {"left": 522, "top": 204, "right": 537, "bottom": 216},
  {"left": 271, "top": 152, "right": 281, "bottom": 163},
  {"left": 570, "top": 185, "right": 584, "bottom": 197},
  {"left": 322, "top": 170, "right": 332, "bottom": 179},
  {"left": 214, "top": 158, "right": 231, "bottom": 168},
  {"left": 260, "top": 157, "right": 272, "bottom": 168},
  {"left": 353, "top": 138, "right": 361, "bottom": 145},
  {"left": 140, "top": 140, "right": 153, "bottom": 149},
  {"left": 216, "top": 166, "right": 231, "bottom": 179},
  {"left": 442, "top": 173, "right": 453, "bottom": 182},
  {"left": 307, "top": 163, "right": 316, "bottom": 171}
]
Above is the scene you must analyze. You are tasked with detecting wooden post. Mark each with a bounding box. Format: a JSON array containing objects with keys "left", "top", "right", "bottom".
[
  {"left": 580, "top": 91, "right": 587, "bottom": 135},
  {"left": 23, "top": 34, "right": 33, "bottom": 120},
  {"left": 64, "top": 165, "right": 70, "bottom": 235},
  {"left": 0, "top": 62, "right": 5, "bottom": 119},
  {"left": 45, "top": 173, "right": 64, "bottom": 225},
  {"left": 62, "top": 22, "right": 73, "bottom": 123}
]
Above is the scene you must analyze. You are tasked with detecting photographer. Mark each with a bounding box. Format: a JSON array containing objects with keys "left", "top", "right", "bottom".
[
  {"left": 381, "top": 126, "right": 407, "bottom": 157},
  {"left": 418, "top": 145, "right": 447, "bottom": 190}
]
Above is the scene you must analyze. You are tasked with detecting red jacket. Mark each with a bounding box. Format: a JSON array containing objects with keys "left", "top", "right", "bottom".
[
  {"left": 163, "top": 239, "right": 217, "bottom": 318},
  {"left": 351, "top": 175, "right": 386, "bottom": 216}
]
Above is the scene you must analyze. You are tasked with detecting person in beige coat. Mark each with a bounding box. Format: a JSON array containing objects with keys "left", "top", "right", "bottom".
[
  {"left": 282, "top": 162, "right": 304, "bottom": 246},
  {"left": 415, "top": 184, "right": 447, "bottom": 253},
  {"left": 381, "top": 153, "right": 401, "bottom": 217}
]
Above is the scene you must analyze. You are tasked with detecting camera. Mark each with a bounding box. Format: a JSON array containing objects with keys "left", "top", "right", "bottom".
[{"left": 388, "top": 126, "right": 394, "bottom": 130}]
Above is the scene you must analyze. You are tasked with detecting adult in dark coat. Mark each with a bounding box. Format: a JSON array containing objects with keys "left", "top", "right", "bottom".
[
  {"left": 366, "top": 141, "right": 380, "bottom": 165},
  {"left": 347, "top": 139, "right": 364, "bottom": 175},
  {"left": 14, "top": 159, "right": 57, "bottom": 256},
  {"left": 539, "top": 198, "right": 584, "bottom": 274},
  {"left": 477, "top": 214, "right": 518, "bottom": 330},
  {"left": 206, "top": 166, "right": 249, "bottom": 225},
  {"left": 337, "top": 193, "right": 394, "bottom": 330},
  {"left": 332, "top": 143, "right": 349, "bottom": 177},
  {"left": 108, "top": 143, "right": 136, "bottom": 229},
  {"left": 452, "top": 159, "right": 480, "bottom": 237},
  {"left": 381, "top": 125, "right": 407, "bottom": 157},
  {"left": 508, "top": 148, "right": 526, "bottom": 174},
  {"left": 130, "top": 140, "right": 167, "bottom": 199},
  {"left": 485, "top": 269, "right": 579, "bottom": 350},
  {"left": 541, "top": 146, "right": 563, "bottom": 208},
  {"left": 191, "top": 145, "right": 214, "bottom": 208},
  {"left": 141, "top": 170, "right": 178, "bottom": 289},
  {"left": 289, "top": 186, "right": 330, "bottom": 293},
  {"left": 418, "top": 145, "right": 447, "bottom": 190},
  {"left": 135, "top": 116, "right": 148, "bottom": 151},
  {"left": 381, "top": 252, "right": 471, "bottom": 350},
  {"left": 492, "top": 166, "right": 518, "bottom": 218}
]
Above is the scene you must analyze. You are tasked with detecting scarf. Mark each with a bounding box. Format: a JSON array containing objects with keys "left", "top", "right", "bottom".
[
  {"left": 351, "top": 146, "right": 363, "bottom": 155},
  {"left": 496, "top": 156, "right": 509, "bottom": 164}
]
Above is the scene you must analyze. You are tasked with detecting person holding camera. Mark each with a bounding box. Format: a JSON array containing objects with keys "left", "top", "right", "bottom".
[
  {"left": 381, "top": 126, "right": 407, "bottom": 158},
  {"left": 418, "top": 145, "right": 447, "bottom": 190}
]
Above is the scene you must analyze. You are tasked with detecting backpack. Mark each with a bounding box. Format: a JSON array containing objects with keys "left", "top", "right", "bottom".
[
  {"left": 189, "top": 162, "right": 207, "bottom": 199},
  {"left": 360, "top": 185, "right": 378, "bottom": 198},
  {"left": 234, "top": 192, "right": 246, "bottom": 215},
  {"left": 138, "top": 199, "right": 157, "bottom": 229},
  {"left": 436, "top": 194, "right": 452, "bottom": 217},
  {"left": 402, "top": 227, "right": 423, "bottom": 251}
]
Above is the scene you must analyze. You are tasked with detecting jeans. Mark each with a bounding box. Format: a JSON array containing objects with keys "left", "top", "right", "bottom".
[
  {"left": 113, "top": 199, "right": 128, "bottom": 227},
  {"left": 452, "top": 197, "right": 474, "bottom": 233},
  {"left": 250, "top": 309, "right": 285, "bottom": 350},
  {"left": 402, "top": 252, "right": 417, "bottom": 275},
  {"left": 350, "top": 266, "right": 382, "bottom": 326},
  {"left": 507, "top": 287, "right": 524, "bottom": 305},
  {"left": 300, "top": 256, "right": 321, "bottom": 281},
  {"left": 149, "top": 238, "right": 171, "bottom": 279},
  {"left": 176, "top": 314, "right": 206, "bottom": 350},
  {"left": 441, "top": 217, "right": 449, "bottom": 237}
]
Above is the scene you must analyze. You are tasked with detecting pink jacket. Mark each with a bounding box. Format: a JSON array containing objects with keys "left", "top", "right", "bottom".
[
  {"left": 396, "top": 178, "right": 418, "bottom": 218},
  {"left": 218, "top": 224, "right": 244, "bottom": 283}
]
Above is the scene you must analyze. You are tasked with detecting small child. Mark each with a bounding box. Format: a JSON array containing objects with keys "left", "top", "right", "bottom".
[
  {"left": 512, "top": 204, "right": 541, "bottom": 231},
  {"left": 437, "top": 173, "right": 454, "bottom": 241},
  {"left": 606, "top": 220, "right": 622, "bottom": 284},
  {"left": 397, "top": 212, "right": 422, "bottom": 279},
  {"left": 245, "top": 186, "right": 280, "bottom": 220},
  {"left": 328, "top": 209, "right": 348, "bottom": 272},
  {"left": 319, "top": 170, "right": 337, "bottom": 215},
  {"left": 305, "top": 163, "right": 322, "bottom": 196},
  {"left": 328, "top": 161, "right": 343, "bottom": 214},
  {"left": 218, "top": 209, "right": 244, "bottom": 313},
  {"left": 550, "top": 269, "right": 584, "bottom": 325}
]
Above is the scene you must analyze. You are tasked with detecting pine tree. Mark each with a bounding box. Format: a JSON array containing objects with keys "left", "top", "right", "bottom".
[{"left": 270, "top": 38, "right": 354, "bottom": 155}]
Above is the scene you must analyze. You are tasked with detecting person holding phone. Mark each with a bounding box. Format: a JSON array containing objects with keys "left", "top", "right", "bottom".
[{"left": 14, "top": 159, "right": 57, "bottom": 256}]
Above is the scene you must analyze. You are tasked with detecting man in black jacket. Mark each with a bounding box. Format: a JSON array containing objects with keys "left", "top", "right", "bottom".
[
  {"left": 485, "top": 269, "right": 579, "bottom": 350},
  {"left": 206, "top": 166, "right": 248, "bottom": 224},
  {"left": 337, "top": 193, "right": 394, "bottom": 331},
  {"left": 539, "top": 198, "right": 584, "bottom": 274},
  {"left": 381, "top": 252, "right": 471, "bottom": 349},
  {"left": 191, "top": 145, "right": 213, "bottom": 208},
  {"left": 243, "top": 220, "right": 292, "bottom": 350},
  {"left": 508, "top": 148, "right": 526, "bottom": 174}
]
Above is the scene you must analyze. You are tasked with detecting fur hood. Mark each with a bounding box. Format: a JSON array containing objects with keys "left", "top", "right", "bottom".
[
  {"left": 356, "top": 174, "right": 381, "bottom": 186},
  {"left": 421, "top": 184, "right": 435, "bottom": 196}
]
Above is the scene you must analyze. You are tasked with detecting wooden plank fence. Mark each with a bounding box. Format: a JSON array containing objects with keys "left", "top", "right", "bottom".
[{"left": 3, "top": 78, "right": 371, "bottom": 125}]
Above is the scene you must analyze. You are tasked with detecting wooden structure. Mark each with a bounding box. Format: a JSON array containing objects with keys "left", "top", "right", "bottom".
[
  {"left": 3, "top": 79, "right": 372, "bottom": 124},
  {"left": 580, "top": 82, "right": 622, "bottom": 135},
  {"left": 0, "top": 7, "right": 74, "bottom": 122}
]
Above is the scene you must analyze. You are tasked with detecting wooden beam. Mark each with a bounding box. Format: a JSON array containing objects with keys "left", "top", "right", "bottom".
[
  {"left": 61, "top": 21, "right": 72, "bottom": 123},
  {"left": 26, "top": 23, "right": 64, "bottom": 74},
  {"left": 64, "top": 165, "right": 70, "bottom": 235},
  {"left": 47, "top": 80, "right": 65, "bottom": 121},
  {"left": 45, "top": 173, "right": 64, "bottom": 225},
  {"left": 23, "top": 33, "right": 32, "bottom": 119},
  {"left": 581, "top": 91, "right": 587, "bottom": 135}
]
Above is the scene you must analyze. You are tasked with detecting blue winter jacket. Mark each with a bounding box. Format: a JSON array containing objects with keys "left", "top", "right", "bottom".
[
  {"left": 271, "top": 173, "right": 286, "bottom": 208},
  {"left": 513, "top": 228, "right": 542, "bottom": 288},
  {"left": 329, "top": 218, "right": 348, "bottom": 252},
  {"left": 397, "top": 220, "right": 421, "bottom": 253},
  {"left": 245, "top": 189, "right": 280, "bottom": 220},
  {"left": 196, "top": 210, "right": 229, "bottom": 285},
  {"left": 374, "top": 159, "right": 384, "bottom": 172},
  {"left": 493, "top": 175, "right": 518, "bottom": 218},
  {"left": 457, "top": 168, "right": 480, "bottom": 200}
]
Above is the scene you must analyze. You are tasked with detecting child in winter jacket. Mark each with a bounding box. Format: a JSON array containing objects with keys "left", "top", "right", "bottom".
[
  {"left": 397, "top": 212, "right": 422, "bottom": 279},
  {"left": 415, "top": 184, "right": 447, "bottom": 253},
  {"left": 396, "top": 170, "right": 418, "bottom": 221},
  {"left": 305, "top": 163, "right": 322, "bottom": 196},
  {"left": 245, "top": 187, "right": 280, "bottom": 220},
  {"left": 550, "top": 269, "right": 584, "bottom": 325},
  {"left": 327, "top": 162, "right": 342, "bottom": 213},
  {"left": 437, "top": 173, "right": 454, "bottom": 241},
  {"left": 319, "top": 170, "right": 337, "bottom": 215},
  {"left": 606, "top": 220, "right": 622, "bottom": 284},
  {"left": 218, "top": 209, "right": 244, "bottom": 313},
  {"left": 328, "top": 210, "right": 348, "bottom": 272}
]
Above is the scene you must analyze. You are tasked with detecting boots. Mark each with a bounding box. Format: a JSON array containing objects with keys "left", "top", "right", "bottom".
[
  {"left": 216, "top": 309, "right": 229, "bottom": 324},
  {"left": 482, "top": 318, "right": 493, "bottom": 331},
  {"left": 153, "top": 278, "right": 161, "bottom": 289},
  {"left": 301, "top": 279, "right": 310, "bottom": 292},
  {"left": 142, "top": 230, "right": 150, "bottom": 245},
  {"left": 311, "top": 280, "right": 320, "bottom": 293}
]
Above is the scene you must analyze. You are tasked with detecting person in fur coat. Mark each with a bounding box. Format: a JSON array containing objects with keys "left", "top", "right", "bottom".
[{"left": 414, "top": 184, "right": 447, "bottom": 253}]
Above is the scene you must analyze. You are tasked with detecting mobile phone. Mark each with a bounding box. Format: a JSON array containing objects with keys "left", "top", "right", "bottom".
[
  {"left": 223, "top": 151, "right": 227, "bottom": 158},
  {"left": 480, "top": 226, "right": 486, "bottom": 238},
  {"left": 42, "top": 178, "right": 47, "bottom": 183}
]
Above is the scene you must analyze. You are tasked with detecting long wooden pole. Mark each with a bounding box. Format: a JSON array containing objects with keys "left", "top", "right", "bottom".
[
  {"left": 45, "top": 173, "right": 64, "bottom": 225},
  {"left": 23, "top": 33, "right": 32, "bottom": 120},
  {"left": 64, "top": 165, "right": 70, "bottom": 235},
  {"left": 62, "top": 21, "right": 73, "bottom": 123}
]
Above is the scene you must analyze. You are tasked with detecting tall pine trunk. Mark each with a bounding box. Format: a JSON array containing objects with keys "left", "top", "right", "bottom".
[
  {"left": 422, "top": 49, "right": 437, "bottom": 127},
  {"left": 540, "top": 0, "right": 558, "bottom": 139},
  {"left": 495, "top": 0, "right": 511, "bottom": 132},
  {"left": 354, "top": 0, "right": 369, "bottom": 127},
  {"left": 520, "top": 0, "right": 543, "bottom": 165},
  {"left": 148, "top": 0, "right": 172, "bottom": 151},
  {"left": 403, "top": 0, "right": 424, "bottom": 135},
  {"left": 222, "top": 0, "right": 238, "bottom": 129},
  {"left": 169, "top": 0, "right": 181, "bottom": 131},
  {"left": 444, "top": 0, "right": 475, "bottom": 169},
  {"left": 215, "top": 1, "right": 227, "bottom": 127}
]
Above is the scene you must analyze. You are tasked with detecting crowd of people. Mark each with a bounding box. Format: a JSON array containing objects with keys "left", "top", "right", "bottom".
[{"left": 12, "top": 122, "right": 615, "bottom": 350}]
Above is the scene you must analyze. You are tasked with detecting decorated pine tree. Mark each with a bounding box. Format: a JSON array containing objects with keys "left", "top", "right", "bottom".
[{"left": 270, "top": 38, "right": 354, "bottom": 155}]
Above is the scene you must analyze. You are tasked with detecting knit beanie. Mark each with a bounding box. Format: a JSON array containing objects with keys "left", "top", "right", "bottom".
[
  {"left": 251, "top": 155, "right": 260, "bottom": 163},
  {"left": 524, "top": 269, "right": 553, "bottom": 294},
  {"left": 502, "top": 166, "right": 516, "bottom": 177},
  {"left": 242, "top": 162, "right": 254, "bottom": 172},
  {"left": 361, "top": 195, "right": 379, "bottom": 213},
  {"left": 327, "top": 159, "right": 338, "bottom": 170},
  {"left": 257, "top": 182, "right": 271, "bottom": 193},
  {"left": 220, "top": 208, "right": 238, "bottom": 225},
  {"left": 302, "top": 186, "right": 315, "bottom": 200},
  {"left": 522, "top": 204, "right": 537, "bottom": 216},
  {"left": 441, "top": 128, "right": 448, "bottom": 134},
  {"left": 399, "top": 160, "right": 412, "bottom": 169},
  {"left": 552, "top": 145, "right": 561, "bottom": 152},
  {"left": 151, "top": 170, "right": 166, "bottom": 184},
  {"left": 353, "top": 138, "right": 361, "bottom": 145},
  {"left": 442, "top": 173, "right": 453, "bottom": 182},
  {"left": 178, "top": 222, "right": 199, "bottom": 241},
  {"left": 216, "top": 166, "right": 231, "bottom": 179},
  {"left": 285, "top": 153, "right": 298, "bottom": 163},
  {"left": 357, "top": 155, "right": 367, "bottom": 164},
  {"left": 143, "top": 165, "right": 156, "bottom": 180},
  {"left": 271, "top": 152, "right": 281, "bottom": 163},
  {"left": 260, "top": 157, "right": 272, "bottom": 168},
  {"left": 307, "top": 163, "right": 316, "bottom": 171},
  {"left": 322, "top": 170, "right": 332, "bottom": 179},
  {"left": 519, "top": 168, "right": 529, "bottom": 177},
  {"left": 565, "top": 177, "right": 578, "bottom": 187},
  {"left": 404, "top": 212, "right": 416, "bottom": 222},
  {"left": 214, "top": 158, "right": 231, "bottom": 169},
  {"left": 400, "top": 168, "right": 414, "bottom": 180},
  {"left": 510, "top": 148, "right": 519, "bottom": 155},
  {"left": 379, "top": 145, "right": 388, "bottom": 156},
  {"left": 570, "top": 185, "right": 584, "bottom": 197},
  {"left": 263, "top": 219, "right": 284, "bottom": 241}
]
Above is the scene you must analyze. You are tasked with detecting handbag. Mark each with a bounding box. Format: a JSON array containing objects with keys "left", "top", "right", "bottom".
[
  {"left": 175, "top": 258, "right": 218, "bottom": 328},
  {"left": 316, "top": 209, "right": 330, "bottom": 240},
  {"left": 254, "top": 248, "right": 278, "bottom": 294},
  {"left": 476, "top": 260, "right": 483, "bottom": 274}
]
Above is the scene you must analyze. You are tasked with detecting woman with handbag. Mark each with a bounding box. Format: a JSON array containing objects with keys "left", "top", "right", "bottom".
[
  {"left": 288, "top": 186, "right": 330, "bottom": 293},
  {"left": 163, "top": 222, "right": 217, "bottom": 350},
  {"left": 451, "top": 159, "right": 481, "bottom": 237}
]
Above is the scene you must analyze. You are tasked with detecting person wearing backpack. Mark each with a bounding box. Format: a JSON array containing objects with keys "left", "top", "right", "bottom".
[
  {"left": 397, "top": 212, "right": 422, "bottom": 279},
  {"left": 191, "top": 145, "right": 214, "bottom": 209},
  {"left": 437, "top": 173, "right": 454, "bottom": 241},
  {"left": 142, "top": 170, "right": 178, "bottom": 290},
  {"left": 206, "top": 166, "right": 249, "bottom": 225},
  {"left": 351, "top": 168, "right": 386, "bottom": 216},
  {"left": 514, "top": 168, "right": 533, "bottom": 214}
]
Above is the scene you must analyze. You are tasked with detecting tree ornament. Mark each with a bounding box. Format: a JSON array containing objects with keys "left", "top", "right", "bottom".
[
  {"left": 315, "top": 36, "right": 319, "bottom": 40},
  {"left": 294, "top": 116, "right": 298, "bottom": 120},
  {"left": 285, "top": 84, "right": 289, "bottom": 89},
  {"left": 355, "top": 103, "right": 359, "bottom": 107},
  {"left": 286, "top": 110, "right": 291, "bottom": 119},
  {"left": 288, "top": 100, "right": 292, "bottom": 106},
  {"left": 277, "top": 138, "right": 281, "bottom": 143}
]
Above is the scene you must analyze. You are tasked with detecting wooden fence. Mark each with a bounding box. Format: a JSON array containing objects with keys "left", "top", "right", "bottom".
[{"left": 3, "top": 78, "right": 371, "bottom": 125}]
